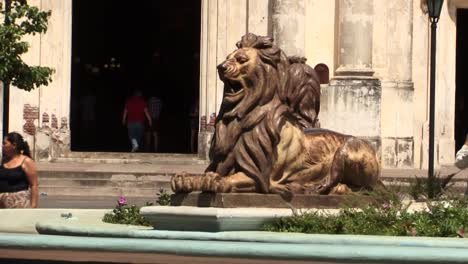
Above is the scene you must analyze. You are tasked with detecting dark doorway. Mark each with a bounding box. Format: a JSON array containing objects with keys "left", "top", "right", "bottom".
[
  {"left": 70, "top": 0, "right": 201, "bottom": 153},
  {"left": 455, "top": 9, "right": 468, "bottom": 151}
]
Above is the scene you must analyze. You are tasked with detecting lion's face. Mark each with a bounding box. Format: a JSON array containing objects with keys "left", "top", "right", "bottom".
[{"left": 217, "top": 48, "right": 258, "bottom": 104}]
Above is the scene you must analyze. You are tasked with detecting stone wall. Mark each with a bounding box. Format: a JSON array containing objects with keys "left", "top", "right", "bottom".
[{"left": 7, "top": 0, "right": 72, "bottom": 161}]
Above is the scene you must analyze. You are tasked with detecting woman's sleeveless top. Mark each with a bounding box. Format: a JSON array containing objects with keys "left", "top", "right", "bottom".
[{"left": 0, "top": 160, "right": 29, "bottom": 193}]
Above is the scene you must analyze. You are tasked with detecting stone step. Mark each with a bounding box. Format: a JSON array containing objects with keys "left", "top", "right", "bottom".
[
  {"left": 51, "top": 152, "right": 208, "bottom": 165},
  {"left": 39, "top": 178, "right": 171, "bottom": 188},
  {"left": 38, "top": 186, "right": 165, "bottom": 197},
  {"left": 37, "top": 172, "right": 173, "bottom": 197},
  {"left": 35, "top": 160, "right": 468, "bottom": 197},
  {"left": 36, "top": 177, "right": 468, "bottom": 197},
  {"left": 38, "top": 171, "right": 176, "bottom": 180}
]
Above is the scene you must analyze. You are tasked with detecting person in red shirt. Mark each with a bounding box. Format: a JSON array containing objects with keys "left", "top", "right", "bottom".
[{"left": 122, "top": 89, "right": 152, "bottom": 152}]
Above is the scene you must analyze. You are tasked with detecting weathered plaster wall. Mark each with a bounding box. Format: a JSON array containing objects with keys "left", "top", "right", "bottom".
[
  {"left": 303, "top": 0, "right": 337, "bottom": 130},
  {"left": 411, "top": 0, "right": 430, "bottom": 169},
  {"left": 412, "top": 0, "right": 464, "bottom": 169},
  {"left": 322, "top": 0, "right": 382, "bottom": 162},
  {"left": 248, "top": 0, "right": 270, "bottom": 35},
  {"left": 413, "top": 1, "right": 458, "bottom": 169},
  {"left": 304, "top": 0, "right": 336, "bottom": 77},
  {"left": 8, "top": 0, "right": 42, "bottom": 155},
  {"left": 272, "top": 0, "right": 306, "bottom": 57},
  {"left": 198, "top": 0, "right": 264, "bottom": 159},
  {"left": 434, "top": 3, "right": 457, "bottom": 166},
  {"left": 39, "top": 0, "right": 72, "bottom": 130},
  {"left": 373, "top": 0, "right": 415, "bottom": 168},
  {"left": 8, "top": 0, "right": 72, "bottom": 160}
]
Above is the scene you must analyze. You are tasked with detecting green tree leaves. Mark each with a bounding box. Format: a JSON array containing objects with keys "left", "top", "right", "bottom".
[{"left": 0, "top": 0, "right": 54, "bottom": 91}]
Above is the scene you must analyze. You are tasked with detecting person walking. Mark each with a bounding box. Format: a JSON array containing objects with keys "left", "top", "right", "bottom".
[
  {"left": 122, "top": 89, "right": 152, "bottom": 152},
  {"left": 145, "top": 94, "right": 163, "bottom": 152},
  {"left": 0, "top": 132, "right": 38, "bottom": 208},
  {"left": 189, "top": 97, "right": 199, "bottom": 153}
]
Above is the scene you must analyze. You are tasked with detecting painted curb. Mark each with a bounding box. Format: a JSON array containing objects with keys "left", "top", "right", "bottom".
[
  {"left": 4, "top": 208, "right": 468, "bottom": 263},
  {"left": 1, "top": 232, "right": 468, "bottom": 263},
  {"left": 36, "top": 222, "right": 468, "bottom": 250}
]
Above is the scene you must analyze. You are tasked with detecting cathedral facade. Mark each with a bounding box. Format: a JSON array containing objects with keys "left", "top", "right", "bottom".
[{"left": 3, "top": 0, "right": 468, "bottom": 169}]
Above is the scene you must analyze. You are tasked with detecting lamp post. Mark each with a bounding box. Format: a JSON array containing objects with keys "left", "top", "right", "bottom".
[{"left": 427, "top": 0, "right": 444, "bottom": 199}]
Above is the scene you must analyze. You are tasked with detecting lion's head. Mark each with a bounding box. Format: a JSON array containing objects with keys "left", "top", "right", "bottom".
[{"left": 216, "top": 33, "right": 288, "bottom": 120}]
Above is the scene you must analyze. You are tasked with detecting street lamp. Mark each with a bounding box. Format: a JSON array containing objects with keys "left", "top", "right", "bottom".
[{"left": 426, "top": 0, "right": 444, "bottom": 198}]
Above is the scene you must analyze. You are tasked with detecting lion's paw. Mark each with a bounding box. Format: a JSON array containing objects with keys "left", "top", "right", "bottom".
[
  {"left": 201, "top": 172, "right": 232, "bottom": 193},
  {"left": 170, "top": 172, "right": 203, "bottom": 193},
  {"left": 329, "top": 183, "right": 352, "bottom": 195}
]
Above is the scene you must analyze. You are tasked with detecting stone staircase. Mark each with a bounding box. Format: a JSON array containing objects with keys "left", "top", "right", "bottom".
[
  {"left": 37, "top": 153, "right": 207, "bottom": 198},
  {"left": 36, "top": 152, "right": 468, "bottom": 198}
]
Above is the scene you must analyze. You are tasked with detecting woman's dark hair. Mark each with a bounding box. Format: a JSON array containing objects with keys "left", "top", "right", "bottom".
[{"left": 5, "top": 132, "right": 31, "bottom": 158}]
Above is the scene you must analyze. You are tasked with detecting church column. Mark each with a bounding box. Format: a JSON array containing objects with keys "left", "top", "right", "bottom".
[
  {"left": 380, "top": 0, "right": 415, "bottom": 168},
  {"left": 271, "top": 0, "right": 306, "bottom": 57},
  {"left": 335, "top": 0, "right": 374, "bottom": 76},
  {"left": 326, "top": 0, "right": 382, "bottom": 154},
  {"left": 198, "top": 0, "right": 219, "bottom": 160},
  {"left": 198, "top": 0, "right": 249, "bottom": 160}
]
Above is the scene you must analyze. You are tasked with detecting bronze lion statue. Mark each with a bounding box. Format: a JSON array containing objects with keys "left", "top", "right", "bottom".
[{"left": 171, "top": 33, "right": 380, "bottom": 195}]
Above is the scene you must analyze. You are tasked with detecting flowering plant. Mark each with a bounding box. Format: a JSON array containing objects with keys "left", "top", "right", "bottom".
[
  {"left": 118, "top": 196, "right": 127, "bottom": 205},
  {"left": 102, "top": 196, "right": 151, "bottom": 226}
]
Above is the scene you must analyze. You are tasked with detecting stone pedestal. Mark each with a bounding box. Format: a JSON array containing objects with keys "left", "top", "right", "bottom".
[
  {"left": 170, "top": 192, "right": 374, "bottom": 209},
  {"left": 325, "top": 77, "right": 381, "bottom": 150}
]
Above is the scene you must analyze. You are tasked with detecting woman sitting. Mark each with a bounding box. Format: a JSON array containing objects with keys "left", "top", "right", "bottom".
[{"left": 0, "top": 132, "right": 38, "bottom": 208}]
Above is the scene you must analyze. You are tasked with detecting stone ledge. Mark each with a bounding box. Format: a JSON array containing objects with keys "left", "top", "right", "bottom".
[
  {"left": 140, "top": 206, "right": 293, "bottom": 232},
  {"left": 170, "top": 192, "right": 374, "bottom": 208}
]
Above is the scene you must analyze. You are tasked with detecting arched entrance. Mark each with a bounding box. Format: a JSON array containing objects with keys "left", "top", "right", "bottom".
[{"left": 70, "top": 0, "right": 201, "bottom": 153}]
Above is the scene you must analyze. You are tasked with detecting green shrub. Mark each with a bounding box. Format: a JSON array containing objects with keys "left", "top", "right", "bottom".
[
  {"left": 408, "top": 172, "right": 456, "bottom": 200},
  {"left": 102, "top": 197, "right": 151, "bottom": 226},
  {"left": 401, "top": 199, "right": 468, "bottom": 237},
  {"left": 264, "top": 192, "right": 468, "bottom": 238},
  {"left": 156, "top": 188, "right": 171, "bottom": 206}
]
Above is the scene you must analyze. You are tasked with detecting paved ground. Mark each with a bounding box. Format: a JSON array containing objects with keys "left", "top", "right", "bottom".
[{"left": 37, "top": 195, "right": 154, "bottom": 209}]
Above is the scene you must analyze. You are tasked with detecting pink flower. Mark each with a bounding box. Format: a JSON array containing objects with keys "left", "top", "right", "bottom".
[{"left": 118, "top": 196, "right": 127, "bottom": 205}]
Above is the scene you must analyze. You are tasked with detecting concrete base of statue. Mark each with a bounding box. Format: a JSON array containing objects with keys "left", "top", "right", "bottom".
[
  {"left": 140, "top": 205, "right": 294, "bottom": 232},
  {"left": 170, "top": 192, "right": 374, "bottom": 208}
]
